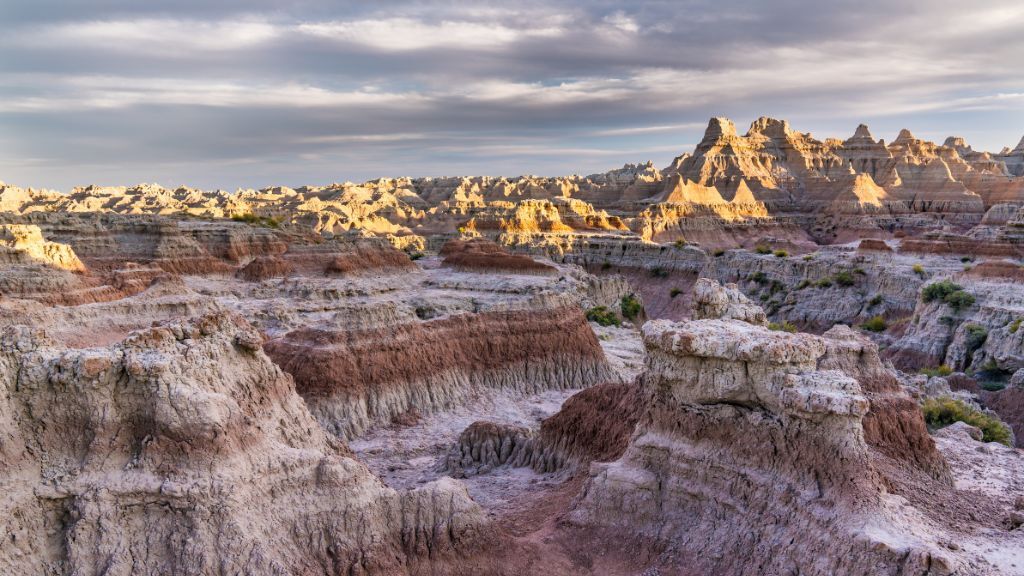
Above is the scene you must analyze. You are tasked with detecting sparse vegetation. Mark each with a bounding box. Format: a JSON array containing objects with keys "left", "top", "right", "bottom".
[
  {"left": 601, "top": 261, "right": 612, "bottom": 270},
  {"left": 920, "top": 365, "right": 953, "bottom": 378},
  {"left": 749, "top": 271, "right": 768, "bottom": 284},
  {"left": 814, "top": 278, "right": 833, "bottom": 288},
  {"left": 650, "top": 266, "right": 669, "bottom": 278},
  {"left": 773, "top": 249, "right": 788, "bottom": 258},
  {"left": 755, "top": 245, "right": 771, "bottom": 255},
  {"left": 912, "top": 263, "right": 925, "bottom": 278},
  {"left": 407, "top": 252, "right": 424, "bottom": 261},
  {"left": 963, "top": 323, "right": 988, "bottom": 353},
  {"left": 768, "top": 321, "right": 798, "bottom": 333},
  {"left": 861, "top": 315, "right": 887, "bottom": 332},
  {"left": 922, "top": 280, "right": 961, "bottom": 303},
  {"left": 1009, "top": 318, "right": 1022, "bottom": 334},
  {"left": 802, "top": 254, "right": 814, "bottom": 261},
  {"left": 713, "top": 249, "right": 726, "bottom": 257},
  {"left": 585, "top": 306, "right": 620, "bottom": 327},
  {"left": 944, "top": 290, "right": 975, "bottom": 312},
  {"left": 796, "top": 279, "right": 811, "bottom": 290},
  {"left": 921, "top": 281, "right": 975, "bottom": 312},
  {"left": 231, "top": 212, "right": 281, "bottom": 228},
  {"left": 670, "top": 287, "right": 682, "bottom": 298},
  {"left": 674, "top": 239, "right": 688, "bottom": 248},
  {"left": 620, "top": 294, "right": 643, "bottom": 321},
  {"left": 921, "top": 396, "right": 1012, "bottom": 446},
  {"left": 833, "top": 270, "right": 856, "bottom": 287},
  {"left": 869, "top": 294, "right": 884, "bottom": 307}
]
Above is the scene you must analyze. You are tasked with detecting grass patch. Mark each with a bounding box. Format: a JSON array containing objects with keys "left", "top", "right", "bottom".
[
  {"left": 912, "top": 263, "right": 925, "bottom": 278},
  {"left": 768, "top": 321, "right": 798, "bottom": 333},
  {"left": 921, "top": 396, "right": 1012, "bottom": 445},
  {"left": 754, "top": 245, "right": 772, "bottom": 255},
  {"left": 920, "top": 365, "right": 953, "bottom": 377},
  {"left": 231, "top": 212, "right": 281, "bottom": 228},
  {"left": 773, "top": 249, "right": 788, "bottom": 258},
  {"left": 861, "top": 315, "right": 887, "bottom": 332},
  {"left": 620, "top": 294, "right": 643, "bottom": 321},
  {"left": 833, "top": 270, "right": 856, "bottom": 287},
  {"left": 585, "top": 306, "right": 620, "bottom": 327}
]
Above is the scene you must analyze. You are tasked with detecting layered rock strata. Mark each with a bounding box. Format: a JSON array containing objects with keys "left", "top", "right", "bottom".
[
  {"left": 264, "top": 305, "right": 616, "bottom": 439},
  {"left": 0, "top": 312, "right": 491, "bottom": 576},
  {"left": 567, "top": 311, "right": 999, "bottom": 574}
]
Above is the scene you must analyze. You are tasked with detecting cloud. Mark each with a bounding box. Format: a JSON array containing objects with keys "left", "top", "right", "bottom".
[
  {"left": 296, "top": 17, "right": 565, "bottom": 51},
  {"left": 13, "top": 18, "right": 280, "bottom": 54},
  {"left": 0, "top": 0, "right": 1022, "bottom": 190}
]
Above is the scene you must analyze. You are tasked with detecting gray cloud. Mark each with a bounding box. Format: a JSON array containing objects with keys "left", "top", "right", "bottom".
[{"left": 1, "top": 0, "right": 1022, "bottom": 190}]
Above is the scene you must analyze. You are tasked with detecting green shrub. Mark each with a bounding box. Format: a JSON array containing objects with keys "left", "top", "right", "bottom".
[
  {"left": 408, "top": 252, "right": 424, "bottom": 261},
  {"left": 712, "top": 249, "right": 726, "bottom": 257},
  {"left": 754, "top": 245, "right": 772, "bottom": 255},
  {"left": 601, "top": 261, "right": 612, "bottom": 270},
  {"left": 963, "top": 324, "right": 988, "bottom": 353},
  {"left": 768, "top": 321, "right": 798, "bottom": 333},
  {"left": 773, "top": 249, "right": 788, "bottom": 258},
  {"left": 980, "top": 381, "right": 1006, "bottom": 392},
  {"left": 674, "top": 239, "right": 687, "bottom": 248},
  {"left": 1009, "top": 318, "right": 1022, "bottom": 334},
  {"left": 650, "top": 266, "right": 669, "bottom": 278},
  {"left": 920, "top": 365, "right": 953, "bottom": 377},
  {"left": 802, "top": 254, "right": 814, "bottom": 261},
  {"left": 814, "top": 278, "right": 833, "bottom": 288},
  {"left": 833, "top": 270, "right": 856, "bottom": 287},
  {"left": 853, "top": 267, "right": 867, "bottom": 276},
  {"left": 922, "top": 281, "right": 962, "bottom": 303},
  {"left": 960, "top": 256, "right": 973, "bottom": 263},
  {"left": 231, "top": 212, "right": 281, "bottom": 228},
  {"left": 620, "top": 294, "right": 643, "bottom": 321},
  {"left": 669, "top": 287, "right": 682, "bottom": 299},
  {"left": 861, "top": 315, "right": 887, "bottom": 332},
  {"left": 921, "top": 397, "right": 1012, "bottom": 445},
  {"left": 869, "top": 295, "right": 884, "bottom": 307},
  {"left": 912, "top": 263, "right": 925, "bottom": 278},
  {"left": 585, "top": 306, "right": 620, "bottom": 327},
  {"left": 749, "top": 271, "right": 768, "bottom": 284},
  {"left": 796, "top": 280, "right": 811, "bottom": 290},
  {"left": 944, "top": 290, "right": 975, "bottom": 312}
]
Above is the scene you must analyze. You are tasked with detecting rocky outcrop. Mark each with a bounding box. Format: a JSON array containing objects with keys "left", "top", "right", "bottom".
[
  {"left": 444, "top": 382, "right": 642, "bottom": 478},
  {"left": 568, "top": 315, "right": 997, "bottom": 574},
  {"left": 264, "top": 306, "right": 616, "bottom": 439},
  {"left": 0, "top": 312, "right": 491, "bottom": 576},
  {"left": 691, "top": 277, "right": 768, "bottom": 324}
]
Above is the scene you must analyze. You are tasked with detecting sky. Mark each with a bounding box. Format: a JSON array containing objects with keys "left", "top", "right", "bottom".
[{"left": 2, "top": 0, "right": 1023, "bottom": 191}]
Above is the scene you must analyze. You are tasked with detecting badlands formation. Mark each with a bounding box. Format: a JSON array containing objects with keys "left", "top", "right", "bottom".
[{"left": 0, "top": 117, "right": 1023, "bottom": 574}]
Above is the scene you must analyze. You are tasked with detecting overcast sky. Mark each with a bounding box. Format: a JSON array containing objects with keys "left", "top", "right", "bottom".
[{"left": 2, "top": 0, "right": 1023, "bottom": 190}]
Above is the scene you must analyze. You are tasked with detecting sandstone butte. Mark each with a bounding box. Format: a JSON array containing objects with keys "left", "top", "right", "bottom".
[{"left": 0, "top": 116, "right": 1023, "bottom": 575}]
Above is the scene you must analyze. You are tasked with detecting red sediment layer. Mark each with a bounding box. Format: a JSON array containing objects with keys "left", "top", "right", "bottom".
[
  {"left": 264, "top": 306, "right": 605, "bottom": 399},
  {"left": 323, "top": 242, "right": 416, "bottom": 275},
  {"left": 856, "top": 238, "right": 892, "bottom": 252},
  {"left": 237, "top": 256, "right": 293, "bottom": 281},
  {"left": 858, "top": 373, "right": 951, "bottom": 482},
  {"left": 963, "top": 259, "right": 1024, "bottom": 281},
  {"left": 899, "top": 238, "right": 1022, "bottom": 257},
  {"left": 539, "top": 382, "right": 642, "bottom": 463},
  {"left": 440, "top": 239, "right": 556, "bottom": 274}
]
